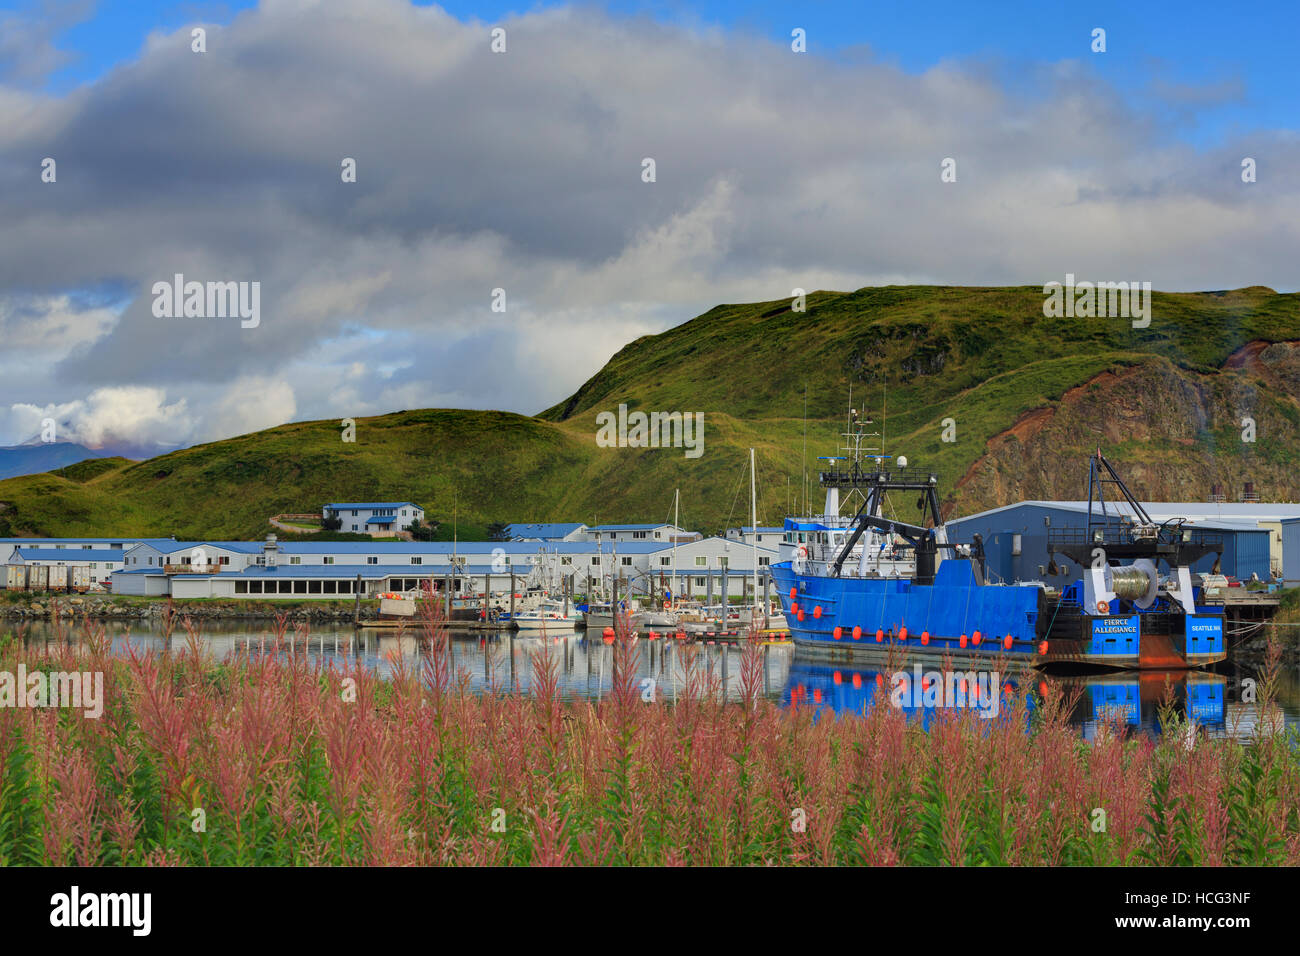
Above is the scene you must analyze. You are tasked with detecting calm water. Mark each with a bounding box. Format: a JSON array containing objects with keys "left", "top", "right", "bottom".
[{"left": 15, "top": 619, "right": 1300, "bottom": 741}]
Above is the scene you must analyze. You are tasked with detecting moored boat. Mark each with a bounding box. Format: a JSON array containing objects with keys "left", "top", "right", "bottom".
[{"left": 773, "top": 408, "right": 1234, "bottom": 671}]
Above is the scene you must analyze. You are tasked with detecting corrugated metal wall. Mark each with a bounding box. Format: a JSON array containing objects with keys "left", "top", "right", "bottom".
[
  {"left": 1280, "top": 519, "right": 1300, "bottom": 586},
  {"left": 946, "top": 504, "right": 1272, "bottom": 584}
]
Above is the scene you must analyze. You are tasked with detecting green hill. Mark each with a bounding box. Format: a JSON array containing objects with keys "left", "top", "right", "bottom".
[{"left": 2, "top": 285, "right": 1299, "bottom": 540}]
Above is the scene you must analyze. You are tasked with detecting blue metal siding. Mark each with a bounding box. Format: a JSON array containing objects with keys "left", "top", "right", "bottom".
[
  {"left": 1281, "top": 518, "right": 1300, "bottom": 587},
  {"left": 946, "top": 504, "right": 1271, "bottom": 584},
  {"left": 1221, "top": 529, "right": 1271, "bottom": 580}
]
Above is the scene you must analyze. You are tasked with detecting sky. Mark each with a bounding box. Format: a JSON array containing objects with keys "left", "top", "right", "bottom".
[{"left": 1, "top": 0, "right": 1297, "bottom": 450}]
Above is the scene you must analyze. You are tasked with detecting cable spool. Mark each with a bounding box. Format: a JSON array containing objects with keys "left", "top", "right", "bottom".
[{"left": 1106, "top": 559, "right": 1159, "bottom": 609}]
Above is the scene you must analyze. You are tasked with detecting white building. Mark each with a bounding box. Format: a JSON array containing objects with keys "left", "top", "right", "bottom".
[
  {"left": 0, "top": 537, "right": 141, "bottom": 566},
  {"left": 575, "top": 523, "right": 698, "bottom": 544},
  {"left": 322, "top": 501, "right": 425, "bottom": 535},
  {"left": 724, "top": 526, "right": 785, "bottom": 548},
  {"left": 110, "top": 536, "right": 683, "bottom": 599},
  {"left": 645, "top": 535, "right": 778, "bottom": 597}
]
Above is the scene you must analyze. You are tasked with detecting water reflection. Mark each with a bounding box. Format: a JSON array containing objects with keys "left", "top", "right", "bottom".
[
  {"left": 15, "top": 620, "right": 792, "bottom": 704},
  {"left": 784, "top": 656, "right": 1296, "bottom": 742},
  {"left": 13, "top": 618, "right": 1298, "bottom": 740}
]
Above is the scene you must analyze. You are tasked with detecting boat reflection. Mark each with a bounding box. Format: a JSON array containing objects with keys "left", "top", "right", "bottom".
[{"left": 783, "top": 655, "right": 1228, "bottom": 737}]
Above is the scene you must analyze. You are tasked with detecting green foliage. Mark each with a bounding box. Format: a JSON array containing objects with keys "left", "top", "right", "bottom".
[{"left": 0, "top": 285, "right": 1297, "bottom": 537}]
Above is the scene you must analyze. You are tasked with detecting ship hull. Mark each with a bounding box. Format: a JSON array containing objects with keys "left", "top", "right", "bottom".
[{"left": 770, "top": 560, "right": 1225, "bottom": 671}]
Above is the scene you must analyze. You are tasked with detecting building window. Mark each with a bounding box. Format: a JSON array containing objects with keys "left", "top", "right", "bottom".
[
  {"left": 323, "top": 556, "right": 334, "bottom": 565},
  {"left": 695, "top": 557, "right": 707, "bottom": 567},
  {"left": 659, "top": 557, "right": 671, "bottom": 566},
  {"left": 695, "top": 577, "right": 706, "bottom": 587},
  {"left": 590, "top": 556, "right": 601, "bottom": 566},
  {"left": 290, "top": 557, "right": 302, "bottom": 565},
  {"left": 561, "top": 557, "right": 572, "bottom": 565},
  {"left": 367, "top": 556, "right": 378, "bottom": 565},
  {"left": 759, "top": 557, "right": 770, "bottom": 566},
  {"left": 411, "top": 557, "right": 422, "bottom": 565},
  {"left": 219, "top": 556, "right": 230, "bottom": 565},
  {"left": 621, "top": 556, "right": 632, "bottom": 566},
  {"left": 719, "top": 557, "right": 729, "bottom": 568},
  {"left": 633, "top": 531, "right": 647, "bottom": 539}
]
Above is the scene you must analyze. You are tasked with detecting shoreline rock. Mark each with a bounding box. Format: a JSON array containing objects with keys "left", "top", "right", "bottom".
[{"left": 2, "top": 596, "right": 368, "bottom": 623}]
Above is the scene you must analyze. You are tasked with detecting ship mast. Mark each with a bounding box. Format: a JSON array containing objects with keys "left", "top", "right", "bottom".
[
  {"left": 672, "top": 487, "right": 679, "bottom": 606},
  {"left": 750, "top": 448, "right": 760, "bottom": 627}
]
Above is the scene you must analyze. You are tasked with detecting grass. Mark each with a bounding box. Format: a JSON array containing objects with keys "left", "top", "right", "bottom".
[
  {"left": 0, "top": 285, "right": 1297, "bottom": 538},
  {"left": 1, "top": 605, "right": 1297, "bottom": 866}
]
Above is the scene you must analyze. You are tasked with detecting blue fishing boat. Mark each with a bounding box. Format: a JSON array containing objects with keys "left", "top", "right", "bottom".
[{"left": 769, "top": 408, "right": 1229, "bottom": 670}]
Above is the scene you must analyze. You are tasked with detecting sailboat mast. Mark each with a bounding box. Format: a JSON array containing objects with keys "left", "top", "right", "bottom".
[
  {"left": 672, "top": 488, "right": 679, "bottom": 606},
  {"left": 750, "top": 447, "right": 760, "bottom": 626}
]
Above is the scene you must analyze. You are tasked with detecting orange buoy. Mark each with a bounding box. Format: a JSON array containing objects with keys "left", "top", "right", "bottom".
[
  {"left": 648, "top": 630, "right": 659, "bottom": 640},
  {"left": 796, "top": 608, "right": 805, "bottom": 622},
  {"left": 812, "top": 688, "right": 822, "bottom": 703},
  {"left": 959, "top": 634, "right": 968, "bottom": 648},
  {"left": 833, "top": 626, "right": 843, "bottom": 640},
  {"left": 875, "top": 628, "right": 884, "bottom": 642},
  {"left": 973, "top": 630, "right": 982, "bottom": 644},
  {"left": 875, "top": 673, "right": 883, "bottom": 687},
  {"left": 1003, "top": 634, "right": 1013, "bottom": 650},
  {"left": 899, "top": 626, "right": 908, "bottom": 640},
  {"left": 602, "top": 626, "right": 615, "bottom": 638},
  {"left": 790, "top": 601, "right": 798, "bottom": 614},
  {"left": 833, "top": 670, "right": 842, "bottom": 685},
  {"left": 1004, "top": 683, "right": 1013, "bottom": 695},
  {"left": 789, "top": 587, "right": 797, "bottom": 599},
  {"left": 920, "top": 631, "right": 930, "bottom": 645},
  {"left": 852, "top": 625, "right": 862, "bottom": 640},
  {"left": 813, "top": 605, "right": 822, "bottom": 619},
  {"left": 852, "top": 673, "right": 862, "bottom": 689},
  {"left": 1039, "top": 640, "right": 1049, "bottom": 655}
]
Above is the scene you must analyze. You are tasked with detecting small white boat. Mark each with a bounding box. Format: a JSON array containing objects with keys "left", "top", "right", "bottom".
[{"left": 511, "top": 599, "right": 581, "bottom": 631}]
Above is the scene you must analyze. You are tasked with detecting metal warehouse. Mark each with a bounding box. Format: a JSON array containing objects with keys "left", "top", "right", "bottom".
[{"left": 944, "top": 501, "right": 1288, "bottom": 587}]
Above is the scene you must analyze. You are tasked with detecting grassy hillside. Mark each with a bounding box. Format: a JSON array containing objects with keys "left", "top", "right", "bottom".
[{"left": 2, "top": 285, "right": 1298, "bottom": 540}]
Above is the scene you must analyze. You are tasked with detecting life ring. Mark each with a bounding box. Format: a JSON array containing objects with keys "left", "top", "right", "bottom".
[
  {"left": 796, "top": 545, "right": 808, "bottom": 559},
  {"left": 1096, "top": 600, "right": 1108, "bottom": 614}
]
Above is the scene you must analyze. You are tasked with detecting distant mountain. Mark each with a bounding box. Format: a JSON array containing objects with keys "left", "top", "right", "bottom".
[
  {"left": 0, "top": 285, "right": 1298, "bottom": 540},
  {"left": 0, "top": 443, "right": 108, "bottom": 481}
]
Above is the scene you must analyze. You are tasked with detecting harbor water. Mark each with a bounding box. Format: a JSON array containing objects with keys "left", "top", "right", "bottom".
[{"left": 13, "top": 619, "right": 1299, "bottom": 741}]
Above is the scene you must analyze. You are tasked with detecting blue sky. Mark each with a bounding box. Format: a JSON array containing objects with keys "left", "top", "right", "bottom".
[{"left": 16, "top": 0, "right": 1299, "bottom": 146}]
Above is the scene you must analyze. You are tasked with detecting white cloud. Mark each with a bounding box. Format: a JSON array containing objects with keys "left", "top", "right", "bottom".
[
  {"left": 0, "top": 0, "right": 1296, "bottom": 450},
  {"left": 6, "top": 386, "right": 192, "bottom": 448}
]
